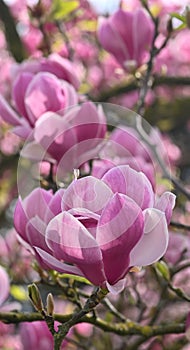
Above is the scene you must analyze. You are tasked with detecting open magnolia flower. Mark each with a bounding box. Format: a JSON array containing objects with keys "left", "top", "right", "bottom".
[
  {"left": 0, "top": 54, "right": 79, "bottom": 139},
  {"left": 21, "top": 102, "right": 107, "bottom": 177},
  {"left": 14, "top": 165, "right": 175, "bottom": 294}
]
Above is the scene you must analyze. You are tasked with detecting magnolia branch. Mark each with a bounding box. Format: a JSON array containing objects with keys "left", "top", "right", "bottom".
[
  {"left": 92, "top": 75, "right": 190, "bottom": 102},
  {"left": 135, "top": 115, "right": 190, "bottom": 200},
  {"left": 0, "top": 311, "right": 185, "bottom": 337}
]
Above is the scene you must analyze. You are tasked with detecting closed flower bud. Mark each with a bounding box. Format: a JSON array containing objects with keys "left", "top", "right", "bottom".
[
  {"left": 28, "top": 283, "right": 43, "bottom": 312},
  {"left": 46, "top": 293, "right": 54, "bottom": 316}
]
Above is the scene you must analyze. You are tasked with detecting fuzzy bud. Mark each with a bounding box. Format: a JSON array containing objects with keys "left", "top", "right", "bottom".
[
  {"left": 46, "top": 293, "right": 54, "bottom": 316},
  {"left": 28, "top": 283, "right": 43, "bottom": 312}
]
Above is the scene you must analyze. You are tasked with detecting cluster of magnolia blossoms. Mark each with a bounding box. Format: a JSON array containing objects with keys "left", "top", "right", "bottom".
[{"left": 14, "top": 165, "right": 175, "bottom": 294}]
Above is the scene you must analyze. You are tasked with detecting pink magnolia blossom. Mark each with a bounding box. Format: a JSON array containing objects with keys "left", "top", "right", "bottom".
[
  {"left": 21, "top": 102, "right": 107, "bottom": 177},
  {"left": 92, "top": 125, "right": 156, "bottom": 188},
  {"left": 97, "top": 8, "right": 154, "bottom": 71},
  {"left": 14, "top": 188, "right": 65, "bottom": 269},
  {"left": 0, "top": 73, "right": 78, "bottom": 139},
  {"left": 0, "top": 54, "right": 79, "bottom": 139},
  {"left": 14, "top": 166, "right": 175, "bottom": 294}
]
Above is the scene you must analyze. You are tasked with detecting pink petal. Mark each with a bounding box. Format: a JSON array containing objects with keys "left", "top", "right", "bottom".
[
  {"left": 25, "top": 72, "right": 66, "bottom": 124},
  {"left": 20, "top": 140, "right": 55, "bottom": 162},
  {"left": 133, "top": 9, "right": 154, "bottom": 64},
  {"left": 154, "top": 192, "right": 176, "bottom": 224},
  {"left": 61, "top": 80, "right": 78, "bottom": 108},
  {"left": 62, "top": 176, "right": 113, "bottom": 214},
  {"left": 14, "top": 197, "right": 28, "bottom": 242},
  {"left": 34, "top": 111, "right": 77, "bottom": 163},
  {"left": 0, "top": 95, "right": 21, "bottom": 126},
  {"left": 0, "top": 266, "right": 9, "bottom": 306},
  {"left": 26, "top": 216, "right": 50, "bottom": 252},
  {"left": 91, "top": 159, "right": 114, "bottom": 179},
  {"left": 96, "top": 193, "right": 144, "bottom": 284},
  {"left": 108, "top": 125, "right": 153, "bottom": 162},
  {"left": 12, "top": 72, "right": 34, "bottom": 120},
  {"left": 44, "top": 189, "right": 65, "bottom": 224},
  {"left": 98, "top": 14, "right": 130, "bottom": 66},
  {"left": 109, "top": 10, "right": 134, "bottom": 59},
  {"left": 41, "top": 53, "right": 80, "bottom": 89},
  {"left": 24, "top": 188, "right": 53, "bottom": 222},
  {"left": 102, "top": 165, "right": 154, "bottom": 210},
  {"left": 33, "top": 102, "right": 106, "bottom": 171},
  {"left": 68, "top": 208, "right": 100, "bottom": 238},
  {"left": 13, "top": 122, "right": 32, "bottom": 139},
  {"left": 130, "top": 208, "right": 169, "bottom": 267},
  {"left": 106, "top": 278, "right": 126, "bottom": 295},
  {"left": 68, "top": 102, "right": 106, "bottom": 140},
  {"left": 46, "top": 212, "right": 105, "bottom": 286},
  {"left": 34, "top": 247, "right": 83, "bottom": 276}
]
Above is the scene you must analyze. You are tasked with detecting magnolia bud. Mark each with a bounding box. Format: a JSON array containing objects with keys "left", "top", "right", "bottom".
[
  {"left": 28, "top": 283, "right": 43, "bottom": 312},
  {"left": 46, "top": 293, "right": 54, "bottom": 316},
  {"left": 155, "top": 261, "right": 170, "bottom": 281}
]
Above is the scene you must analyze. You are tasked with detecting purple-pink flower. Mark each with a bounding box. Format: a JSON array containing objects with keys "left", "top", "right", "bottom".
[
  {"left": 92, "top": 125, "right": 156, "bottom": 188},
  {"left": 98, "top": 8, "right": 154, "bottom": 70},
  {"left": 14, "top": 188, "right": 64, "bottom": 269},
  {"left": 0, "top": 54, "right": 79, "bottom": 139},
  {"left": 14, "top": 165, "right": 175, "bottom": 294},
  {"left": 21, "top": 102, "right": 107, "bottom": 177}
]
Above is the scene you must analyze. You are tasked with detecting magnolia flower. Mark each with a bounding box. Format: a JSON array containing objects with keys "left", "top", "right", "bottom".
[
  {"left": 98, "top": 8, "right": 154, "bottom": 70},
  {"left": 0, "top": 54, "right": 79, "bottom": 139},
  {"left": 21, "top": 102, "right": 107, "bottom": 177},
  {"left": 0, "top": 72, "right": 78, "bottom": 139},
  {"left": 92, "top": 125, "right": 156, "bottom": 188},
  {"left": 14, "top": 188, "right": 64, "bottom": 269},
  {"left": 14, "top": 165, "right": 175, "bottom": 294}
]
